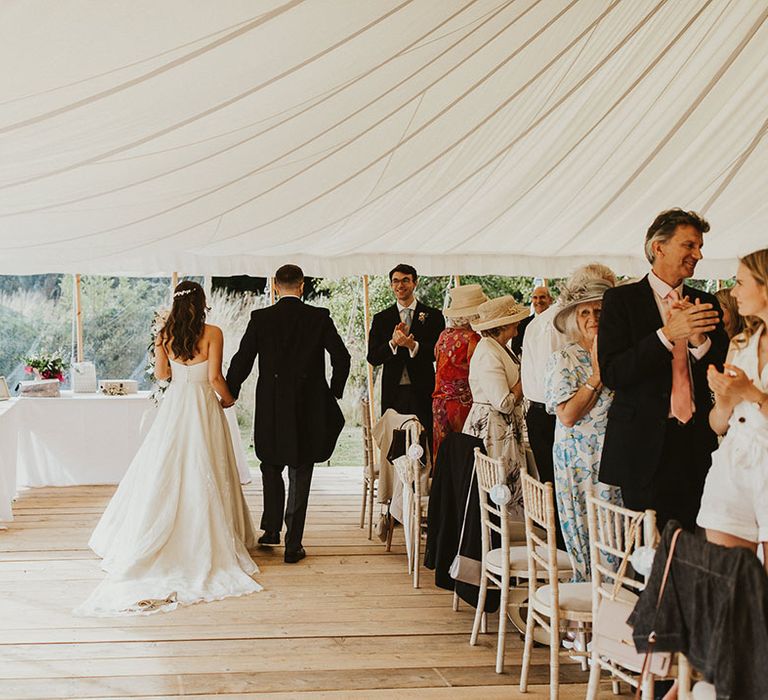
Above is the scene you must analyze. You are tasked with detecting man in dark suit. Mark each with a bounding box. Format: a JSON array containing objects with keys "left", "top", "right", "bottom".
[
  {"left": 227, "top": 264, "right": 350, "bottom": 563},
  {"left": 367, "top": 264, "right": 445, "bottom": 443},
  {"left": 598, "top": 209, "right": 728, "bottom": 531}
]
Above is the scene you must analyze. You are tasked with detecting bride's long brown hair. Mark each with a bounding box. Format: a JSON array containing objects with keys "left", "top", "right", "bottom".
[{"left": 160, "top": 281, "right": 207, "bottom": 361}]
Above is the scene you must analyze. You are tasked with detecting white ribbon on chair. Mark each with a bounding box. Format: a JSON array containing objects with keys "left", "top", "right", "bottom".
[
  {"left": 629, "top": 545, "right": 656, "bottom": 578},
  {"left": 407, "top": 443, "right": 424, "bottom": 460},
  {"left": 393, "top": 455, "right": 415, "bottom": 565},
  {"left": 490, "top": 483, "right": 512, "bottom": 506}
]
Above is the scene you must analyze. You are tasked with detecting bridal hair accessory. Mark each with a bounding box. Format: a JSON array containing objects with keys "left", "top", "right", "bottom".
[{"left": 173, "top": 289, "right": 194, "bottom": 298}]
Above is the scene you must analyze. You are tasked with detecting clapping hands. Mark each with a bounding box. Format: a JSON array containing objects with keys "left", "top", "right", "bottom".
[
  {"left": 663, "top": 296, "right": 719, "bottom": 347},
  {"left": 391, "top": 322, "right": 416, "bottom": 350},
  {"left": 707, "top": 363, "right": 754, "bottom": 405}
]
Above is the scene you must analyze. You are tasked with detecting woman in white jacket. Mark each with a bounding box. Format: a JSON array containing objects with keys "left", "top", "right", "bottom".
[{"left": 463, "top": 296, "right": 530, "bottom": 519}]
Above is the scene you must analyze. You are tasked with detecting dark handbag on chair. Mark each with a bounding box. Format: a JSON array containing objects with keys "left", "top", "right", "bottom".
[
  {"left": 633, "top": 528, "right": 683, "bottom": 700},
  {"left": 386, "top": 418, "right": 428, "bottom": 463}
]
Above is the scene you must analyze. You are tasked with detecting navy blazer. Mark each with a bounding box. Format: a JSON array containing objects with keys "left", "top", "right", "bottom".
[{"left": 597, "top": 276, "right": 728, "bottom": 489}]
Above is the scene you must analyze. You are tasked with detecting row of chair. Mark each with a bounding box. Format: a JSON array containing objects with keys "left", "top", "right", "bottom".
[
  {"left": 359, "top": 406, "right": 712, "bottom": 698},
  {"left": 471, "top": 447, "right": 693, "bottom": 699}
]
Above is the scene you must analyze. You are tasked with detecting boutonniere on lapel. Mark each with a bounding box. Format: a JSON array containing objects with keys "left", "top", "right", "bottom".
[{"left": 418, "top": 311, "right": 427, "bottom": 323}]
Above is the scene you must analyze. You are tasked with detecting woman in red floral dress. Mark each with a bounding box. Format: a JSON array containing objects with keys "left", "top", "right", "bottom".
[{"left": 432, "top": 285, "right": 487, "bottom": 460}]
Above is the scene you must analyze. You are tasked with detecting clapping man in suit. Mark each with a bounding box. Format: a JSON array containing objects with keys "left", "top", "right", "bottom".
[
  {"left": 598, "top": 209, "right": 729, "bottom": 530},
  {"left": 227, "top": 265, "right": 350, "bottom": 563},
  {"left": 367, "top": 264, "right": 445, "bottom": 444}
]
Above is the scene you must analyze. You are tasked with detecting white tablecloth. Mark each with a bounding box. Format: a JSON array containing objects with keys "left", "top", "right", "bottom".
[
  {"left": 0, "top": 400, "right": 19, "bottom": 523},
  {"left": 16, "top": 391, "right": 159, "bottom": 487},
  {"left": 0, "top": 391, "right": 253, "bottom": 521}
]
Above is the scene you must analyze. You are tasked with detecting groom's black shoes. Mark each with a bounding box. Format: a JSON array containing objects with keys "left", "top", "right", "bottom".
[
  {"left": 258, "top": 530, "right": 280, "bottom": 546},
  {"left": 284, "top": 547, "right": 306, "bottom": 564}
]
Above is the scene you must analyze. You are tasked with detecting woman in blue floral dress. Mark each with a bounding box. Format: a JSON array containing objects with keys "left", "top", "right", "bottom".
[{"left": 544, "top": 279, "right": 622, "bottom": 581}]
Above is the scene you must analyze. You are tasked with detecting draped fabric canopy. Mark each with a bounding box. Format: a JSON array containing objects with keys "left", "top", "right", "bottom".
[{"left": 1, "top": 0, "right": 766, "bottom": 278}]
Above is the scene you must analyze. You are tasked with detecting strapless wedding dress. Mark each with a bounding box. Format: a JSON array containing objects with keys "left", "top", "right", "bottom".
[{"left": 75, "top": 360, "right": 262, "bottom": 616}]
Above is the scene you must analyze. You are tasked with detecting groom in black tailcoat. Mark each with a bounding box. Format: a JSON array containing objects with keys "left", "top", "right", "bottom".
[{"left": 227, "top": 264, "right": 350, "bottom": 563}]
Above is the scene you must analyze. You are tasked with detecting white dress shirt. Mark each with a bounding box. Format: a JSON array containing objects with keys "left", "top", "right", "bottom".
[
  {"left": 521, "top": 304, "right": 565, "bottom": 404},
  {"left": 648, "top": 271, "right": 711, "bottom": 359}
]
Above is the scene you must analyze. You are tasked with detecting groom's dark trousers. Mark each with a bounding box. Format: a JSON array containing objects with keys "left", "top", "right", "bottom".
[{"left": 260, "top": 463, "right": 313, "bottom": 552}]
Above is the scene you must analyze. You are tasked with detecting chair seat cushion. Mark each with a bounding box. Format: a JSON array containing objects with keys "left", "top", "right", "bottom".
[
  {"left": 535, "top": 582, "right": 638, "bottom": 613},
  {"left": 486, "top": 545, "right": 571, "bottom": 576}
]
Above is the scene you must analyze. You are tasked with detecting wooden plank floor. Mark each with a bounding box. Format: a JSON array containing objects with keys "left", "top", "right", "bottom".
[{"left": 0, "top": 467, "right": 613, "bottom": 699}]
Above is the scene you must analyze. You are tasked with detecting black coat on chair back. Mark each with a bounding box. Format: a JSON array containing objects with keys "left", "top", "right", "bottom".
[
  {"left": 597, "top": 276, "right": 728, "bottom": 490},
  {"left": 425, "top": 432, "right": 499, "bottom": 612},
  {"left": 227, "top": 297, "right": 351, "bottom": 466}
]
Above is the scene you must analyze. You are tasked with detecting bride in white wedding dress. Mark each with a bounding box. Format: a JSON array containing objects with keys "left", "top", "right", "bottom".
[{"left": 75, "top": 281, "right": 262, "bottom": 616}]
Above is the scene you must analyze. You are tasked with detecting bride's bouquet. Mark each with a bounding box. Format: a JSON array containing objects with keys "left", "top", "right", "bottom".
[{"left": 146, "top": 310, "right": 170, "bottom": 404}]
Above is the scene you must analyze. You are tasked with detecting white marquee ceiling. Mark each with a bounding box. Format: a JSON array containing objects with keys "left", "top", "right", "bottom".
[{"left": 0, "top": 0, "right": 766, "bottom": 278}]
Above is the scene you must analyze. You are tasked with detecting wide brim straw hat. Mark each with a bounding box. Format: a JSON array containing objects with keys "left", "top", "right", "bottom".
[
  {"left": 553, "top": 279, "right": 615, "bottom": 333},
  {"left": 471, "top": 296, "right": 530, "bottom": 331},
  {"left": 445, "top": 284, "right": 489, "bottom": 318}
]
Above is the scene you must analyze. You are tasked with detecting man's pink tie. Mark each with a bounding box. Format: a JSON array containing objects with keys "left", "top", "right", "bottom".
[{"left": 667, "top": 290, "right": 693, "bottom": 424}]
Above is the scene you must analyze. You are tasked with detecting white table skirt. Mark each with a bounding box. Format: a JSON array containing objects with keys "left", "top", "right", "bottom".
[
  {"left": 16, "top": 391, "right": 159, "bottom": 487},
  {"left": 1, "top": 391, "right": 252, "bottom": 520},
  {"left": 16, "top": 393, "right": 253, "bottom": 487},
  {"left": 0, "top": 400, "right": 19, "bottom": 523}
]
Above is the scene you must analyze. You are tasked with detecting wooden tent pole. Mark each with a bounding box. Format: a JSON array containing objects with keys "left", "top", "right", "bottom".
[
  {"left": 454, "top": 274, "right": 461, "bottom": 286},
  {"left": 171, "top": 272, "right": 179, "bottom": 295},
  {"left": 363, "top": 275, "right": 375, "bottom": 424},
  {"left": 269, "top": 276, "right": 276, "bottom": 305},
  {"left": 74, "top": 274, "right": 84, "bottom": 363}
]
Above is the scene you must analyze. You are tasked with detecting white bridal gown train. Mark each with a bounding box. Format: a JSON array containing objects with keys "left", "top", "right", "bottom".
[{"left": 75, "top": 360, "right": 262, "bottom": 616}]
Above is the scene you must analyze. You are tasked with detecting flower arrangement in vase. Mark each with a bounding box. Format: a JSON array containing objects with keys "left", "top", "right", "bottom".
[{"left": 23, "top": 351, "right": 68, "bottom": 381}]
